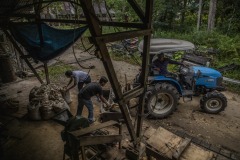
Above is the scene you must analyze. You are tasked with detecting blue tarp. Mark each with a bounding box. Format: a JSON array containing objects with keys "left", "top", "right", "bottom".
[{"left": 10, "top": 23, "right": 88, "bottom": 61}]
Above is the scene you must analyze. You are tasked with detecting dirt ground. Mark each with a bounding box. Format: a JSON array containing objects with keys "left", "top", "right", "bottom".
[
  {"left": 1, "top": 48, "right": 240, "bottom": 159},
  {"left": 60, "top": 48, "right": 240, "bottom": 153}
]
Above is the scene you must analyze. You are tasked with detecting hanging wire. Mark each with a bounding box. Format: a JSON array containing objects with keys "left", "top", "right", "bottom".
[{"left": 80, "top": 38, "right": 96, "bottom": 55}]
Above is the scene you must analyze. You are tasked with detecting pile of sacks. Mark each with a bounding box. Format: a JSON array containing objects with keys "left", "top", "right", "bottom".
[{"left": 28, "top": 84, "right": 69, "bottom": 120}]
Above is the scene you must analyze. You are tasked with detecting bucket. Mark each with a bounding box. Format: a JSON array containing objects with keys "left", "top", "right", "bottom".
[{"left": 62, "top": 90, "right": 72, "bottom": 104}]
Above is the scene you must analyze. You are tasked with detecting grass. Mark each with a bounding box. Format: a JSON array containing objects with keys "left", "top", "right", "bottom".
[{"left": 38, "top": 63, "right": 77, "bottom": 84}]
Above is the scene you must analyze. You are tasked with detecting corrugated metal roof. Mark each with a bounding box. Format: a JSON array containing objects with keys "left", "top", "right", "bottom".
[
  {"left": 0, "top": 0, "right": 114, "bottom": 25},
  {"left": 0, "top": 0, "right": 33, "bottom": 15}
]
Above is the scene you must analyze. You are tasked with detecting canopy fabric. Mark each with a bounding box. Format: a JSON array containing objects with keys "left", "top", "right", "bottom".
[
  {"left": 138, "top": 38, "right": 195, "bottom": 54},
  {"left": 10, "top": 23, "right": 88, "bottom": 61}
]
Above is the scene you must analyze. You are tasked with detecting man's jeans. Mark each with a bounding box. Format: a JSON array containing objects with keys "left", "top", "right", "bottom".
[{"left": 77, "top": 95, "right": 94, "bottom": 122}]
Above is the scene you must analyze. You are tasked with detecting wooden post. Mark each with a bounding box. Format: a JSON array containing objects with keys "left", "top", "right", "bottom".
[{"left": 44, "top": 62, "right": 50, "bottom": 84}]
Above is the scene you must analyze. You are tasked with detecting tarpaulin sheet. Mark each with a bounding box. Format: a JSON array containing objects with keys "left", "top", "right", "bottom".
[{"left": 10, "top": 23, "right": 88, "bottom": 61}]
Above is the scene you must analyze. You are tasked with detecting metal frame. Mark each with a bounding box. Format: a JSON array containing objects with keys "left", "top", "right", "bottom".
[
  {"left": 1, "top": 0, "right": 154, "bottom": 150},
  {"left": 79, "top": 0, "right": 153, "bottom": 146}
]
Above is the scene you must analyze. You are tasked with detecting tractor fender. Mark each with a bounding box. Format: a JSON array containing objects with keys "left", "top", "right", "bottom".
[{"left": 149, "top": 76, "right": 183, "bottom": 94}]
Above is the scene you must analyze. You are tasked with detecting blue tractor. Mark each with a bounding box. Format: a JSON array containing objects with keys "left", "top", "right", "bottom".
[{"left": 135, "top": 38, "right": 227, "bottom": 118}]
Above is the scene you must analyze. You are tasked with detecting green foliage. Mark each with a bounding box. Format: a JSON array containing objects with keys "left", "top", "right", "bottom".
[
  {"left": 173, "top": 51, "right": 185, "bottom": 60},
  {"left": 154, "top": 30, "right": 240, "bottom": 61},
  {"left": 106, "top": 0, "right": 145, "bottom": 22}
]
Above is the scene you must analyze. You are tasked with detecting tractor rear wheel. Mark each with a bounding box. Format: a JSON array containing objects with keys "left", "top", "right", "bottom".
[
  {"left": 146, "top": 83, "right": 179, "bottom": 118},
  {"left": 200, "top": 91, "right": 227, "bottom": 114}
]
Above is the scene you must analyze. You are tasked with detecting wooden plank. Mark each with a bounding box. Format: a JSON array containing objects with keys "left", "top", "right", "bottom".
[
  {"left": 95, "top": 29, "right": 152, "bottom": 43},
  {"left": 143, "top": 126, "right": 156, "bottom": 139},
  {"left": 147, "top": 127, "right": 183, "bottom": 159},
  {"left": 147, "top": 127, "right": 214, "bottom": 160},
  {"left": 78, "top": 135, "right": 122, "bottom": 146},
  {"left": 70, "top": 120, "right": 118, "bottom": 137},
  {"left": 179, "top": 143, "right": 214, "bottom": 160},
  {"left": 173, "top": 138, "right": 191, "bottom": 160}
]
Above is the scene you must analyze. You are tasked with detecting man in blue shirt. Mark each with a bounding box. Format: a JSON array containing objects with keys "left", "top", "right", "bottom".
[
  {"left": 152, "top": 53, "right": 184, "bottom": 76},
  {"left": 65, "top": 70, "right": 91, "bottom": 92}
]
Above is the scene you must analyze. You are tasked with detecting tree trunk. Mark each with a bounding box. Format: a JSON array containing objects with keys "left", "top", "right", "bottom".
[
  {"left": 208, "top": 0, "right": 217, "bottom": 31},
  {"left": 181, "top": 0, "right": 187, "bottom": 26},
  {"left": 197, "top": 0, "right": 203, "bottom": 31}
]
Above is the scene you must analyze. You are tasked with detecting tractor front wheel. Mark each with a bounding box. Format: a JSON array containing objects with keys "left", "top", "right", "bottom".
[{"left": 200, "top": 91, "right": 227, "bottom": 114}]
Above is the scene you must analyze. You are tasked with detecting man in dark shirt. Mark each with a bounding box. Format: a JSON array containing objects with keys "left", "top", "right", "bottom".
[
  {"left": 77, "top": 76, "right": 111, "bottom": 123},
  {"left": 152, "top": 53, "right": 184, "bottom": 75}
]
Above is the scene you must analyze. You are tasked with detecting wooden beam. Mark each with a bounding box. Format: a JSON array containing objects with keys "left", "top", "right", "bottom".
[
  {"left": 173, "top": 138, "right": 191, "bottom": 160},
  {"left": 79, "top": 0, "right": 138, "bottom": 145},
  {"left": 78, "top": 135, "right": 122, "bottom": 146},
  {"left": 95, "top": 29, "right": 151, "bottom": 43},
  {"left": 13, "top": 19, "right": 146, "bottom": 29},
  {"left": 43, "top": 62, "right": 50, "bottom": 84},
  {"left": 100, "top": 21, "right": 145, "bottom": 29},
  {"left": 122, "top": 86, "right": 144, "bottom": 102},
  {"left": 70, "top": 120, "right": 118, "bottom": 137},
  {"left": 136, "top": 0, "right": 153, "bottom": 138}
]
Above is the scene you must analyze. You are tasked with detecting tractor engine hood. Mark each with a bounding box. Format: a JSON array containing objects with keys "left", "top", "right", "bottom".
[{"left": 192, "top": 66, "right": 222, "bottom": 78}]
